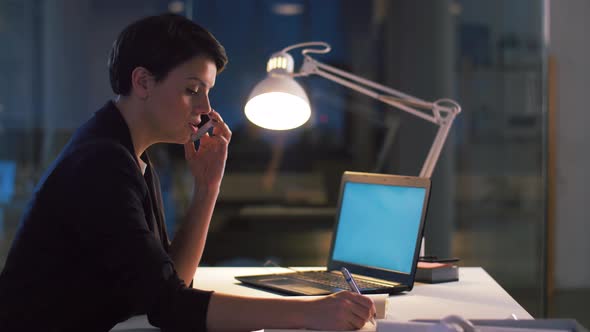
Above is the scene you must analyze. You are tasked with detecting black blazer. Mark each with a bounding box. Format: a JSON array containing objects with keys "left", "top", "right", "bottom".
[{"left": 0, "top": 101, "right": 211, "bottom": 332}]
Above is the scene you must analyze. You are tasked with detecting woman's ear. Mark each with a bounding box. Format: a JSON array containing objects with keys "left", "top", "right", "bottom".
[{"left": 130, "top": 67, "right": 153, "bottom": 100}]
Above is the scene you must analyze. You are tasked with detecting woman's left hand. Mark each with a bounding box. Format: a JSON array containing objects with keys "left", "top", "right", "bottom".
[{"left": 183, "top": 109, "right": 232, "bottom": 191}]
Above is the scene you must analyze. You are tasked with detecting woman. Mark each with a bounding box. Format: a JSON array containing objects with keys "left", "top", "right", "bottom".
[{"left": 0, "top": 13, "right": 375, "bottom": 332}]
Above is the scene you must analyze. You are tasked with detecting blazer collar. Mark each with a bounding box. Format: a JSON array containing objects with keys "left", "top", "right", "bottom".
[{"left": 96, "top": 100, "right": 152, "bottom": 167}]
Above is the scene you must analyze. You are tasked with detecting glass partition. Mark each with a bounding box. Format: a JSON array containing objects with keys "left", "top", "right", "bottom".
[
  {"left": 0, "top": 0, "right": 547, "bottom": 318},
  {"left": 452, "top": 0, "right": 546, "bottom": 317}
]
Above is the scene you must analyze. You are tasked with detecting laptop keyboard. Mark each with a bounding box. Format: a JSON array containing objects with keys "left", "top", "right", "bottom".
[{"left": 290, "top": 271, "right": 395, "bottom": 290}]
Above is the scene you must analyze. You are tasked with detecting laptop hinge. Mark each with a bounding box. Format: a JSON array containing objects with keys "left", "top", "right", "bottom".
[{"left": 328, "top": 270, "right": 400, "bottom": 287}]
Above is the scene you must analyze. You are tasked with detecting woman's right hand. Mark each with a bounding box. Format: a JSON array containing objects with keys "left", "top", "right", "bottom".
[
  {"left": 183, "top": 109, "right": 232, "bottom": 192},
  {"left": 305, "top": 291, "right": 376, "bottom": 330}
]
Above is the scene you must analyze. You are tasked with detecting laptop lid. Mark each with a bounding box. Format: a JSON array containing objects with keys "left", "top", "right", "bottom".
[{"left": 326, "top": 171, "right": 431, "bottom": 290}]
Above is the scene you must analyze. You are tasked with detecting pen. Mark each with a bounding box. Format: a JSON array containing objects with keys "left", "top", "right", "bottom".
[{"left": 340, "top": 267, "right": 377, "bottom": 326}]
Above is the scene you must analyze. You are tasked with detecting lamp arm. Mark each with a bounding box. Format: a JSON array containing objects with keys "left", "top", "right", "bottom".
[
  {"left": 420, "top": 112, "right": 457, "bottom": 177},
  {"left": 298, "top": 55, "right": 461, "bottom": 178}
]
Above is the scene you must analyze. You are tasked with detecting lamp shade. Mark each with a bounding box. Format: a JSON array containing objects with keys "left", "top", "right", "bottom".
[{"left": 244, "top": 74, "right": 311, "bottom": 130}]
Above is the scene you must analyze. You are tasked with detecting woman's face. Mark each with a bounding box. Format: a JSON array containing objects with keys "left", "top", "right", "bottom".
[{"left": 145, "top": 55, "right": 217, "bottom": 144}]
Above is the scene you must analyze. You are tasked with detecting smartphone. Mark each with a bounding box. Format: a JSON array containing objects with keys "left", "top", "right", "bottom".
[
  {"left": 192, "top": 116, "right": 216, "bottom": 142},
  {"left": 418, "top": 256, "right": 460, "bottom": 263}
]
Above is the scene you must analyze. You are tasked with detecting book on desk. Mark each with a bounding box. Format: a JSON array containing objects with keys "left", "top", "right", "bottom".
[{"left": 414, "top": 261, "right": 459, "bottom": 283}]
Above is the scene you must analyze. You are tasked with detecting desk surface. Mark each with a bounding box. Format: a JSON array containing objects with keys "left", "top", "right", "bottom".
[{"left": 112, "top": 267, "right": 532, "bottom": 331}]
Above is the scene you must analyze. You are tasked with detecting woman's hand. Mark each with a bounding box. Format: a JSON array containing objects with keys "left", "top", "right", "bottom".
[
  {"left": 305, "top": 291, "right": 376, "bottom": 330},
  {"left": 183, "top": 109, "right": 232, "bottom": 191}
]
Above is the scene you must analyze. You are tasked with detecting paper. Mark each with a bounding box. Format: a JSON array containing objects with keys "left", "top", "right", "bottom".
[{"left": 377, "top": 320, "right": 569, "bottom": 332}]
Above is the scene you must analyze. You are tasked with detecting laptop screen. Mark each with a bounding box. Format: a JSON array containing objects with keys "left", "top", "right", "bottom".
[{"left": 331, "top": 181, "right": 427, "bottom": 274}]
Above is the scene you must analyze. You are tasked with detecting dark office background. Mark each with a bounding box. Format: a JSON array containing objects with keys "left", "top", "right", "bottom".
[{"left": 0, "top": 0, "right": 587, "bottom": 327}]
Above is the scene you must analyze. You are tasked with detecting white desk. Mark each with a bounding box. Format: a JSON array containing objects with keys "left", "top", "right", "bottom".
[{"left": 112, "top": 267, "right": 532, "bottom": 331}]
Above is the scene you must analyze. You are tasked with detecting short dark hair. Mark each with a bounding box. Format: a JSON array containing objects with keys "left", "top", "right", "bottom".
[{"left": 108, "top": 13, "right": 228, "bottom": 96}]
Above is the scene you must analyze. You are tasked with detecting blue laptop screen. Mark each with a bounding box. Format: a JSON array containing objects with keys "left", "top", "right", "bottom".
[{"left": 331, "top": 182, "right": 427, "bottom": 274}]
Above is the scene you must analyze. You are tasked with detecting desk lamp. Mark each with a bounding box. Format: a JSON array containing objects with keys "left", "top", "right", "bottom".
[
  {"left": 244, "top": 42, "right": 461, "bottom": 254},
  {"left": 245, "top": 42, "right": 461, "bottom": 177}
]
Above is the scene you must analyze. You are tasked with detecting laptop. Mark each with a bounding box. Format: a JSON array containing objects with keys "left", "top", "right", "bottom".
[{"left": 235, "top": 171, "right": 431, "bottom": 296}]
